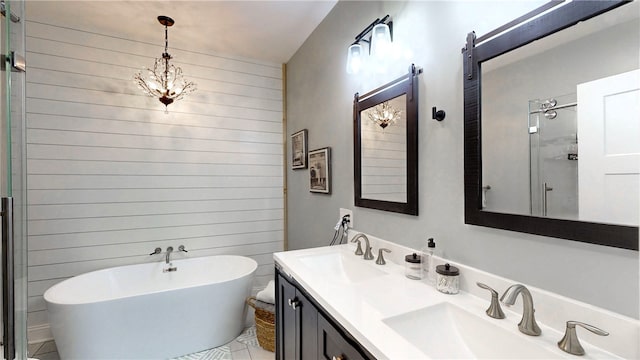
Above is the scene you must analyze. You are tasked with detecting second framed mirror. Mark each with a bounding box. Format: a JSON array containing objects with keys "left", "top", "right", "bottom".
[{"left": 354, "top": 65, "right": 421, "bottom": 215}]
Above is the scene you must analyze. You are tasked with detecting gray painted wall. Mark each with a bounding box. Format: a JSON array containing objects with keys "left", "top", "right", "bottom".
[{"left": 286, "top": 1, "right": 639, "bottom": 318}]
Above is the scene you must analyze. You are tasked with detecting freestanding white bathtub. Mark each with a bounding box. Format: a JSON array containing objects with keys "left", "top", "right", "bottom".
[{"left": 44, "top": 255, "right": 257, "bottom": 359}]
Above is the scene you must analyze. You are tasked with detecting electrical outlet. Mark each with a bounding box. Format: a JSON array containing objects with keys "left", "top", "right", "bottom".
[{"left": 339, "top": 208, "right": 353, "bottom": 229}]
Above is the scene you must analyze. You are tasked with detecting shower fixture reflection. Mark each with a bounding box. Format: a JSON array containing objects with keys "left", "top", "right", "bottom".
[{"left": 528, "top": 95, "right": 578, "bottom": 219}]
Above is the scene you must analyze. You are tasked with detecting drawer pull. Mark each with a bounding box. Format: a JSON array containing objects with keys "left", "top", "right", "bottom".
[{"left": 287, "top": 298, "right": 300, "bottom": 309}]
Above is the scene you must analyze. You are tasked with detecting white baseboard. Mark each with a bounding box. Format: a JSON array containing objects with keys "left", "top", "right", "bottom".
[{"left": 28, "top": 324, "right": 52, "bottom": 344}]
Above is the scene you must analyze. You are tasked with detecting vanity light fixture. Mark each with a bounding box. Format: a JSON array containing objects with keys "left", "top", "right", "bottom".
[
  {"left": 346, "top": 15, "right": 393, "bottom": 74},
  {"left": 133, "top": 16, "right": 197, "bottom": 113},
  {"left": 368, "top": 101, "right": 401, "bottom": 129}
]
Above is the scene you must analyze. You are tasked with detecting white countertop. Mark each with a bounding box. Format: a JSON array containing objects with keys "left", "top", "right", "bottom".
[{"left": 274, "top": 233, "right": 638, "bottom": 360}]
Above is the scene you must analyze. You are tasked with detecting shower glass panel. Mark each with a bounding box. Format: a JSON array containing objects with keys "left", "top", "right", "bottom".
[
  {"left": 1, "top": 0, "right": 27, "bottom": 359},
  {"left": 529, "top": 93, "right": 578, "bottom": 220}
]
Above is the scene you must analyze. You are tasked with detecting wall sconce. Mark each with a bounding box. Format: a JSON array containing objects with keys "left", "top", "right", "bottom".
[{"left": 346, "top": 15, "right": 393, "bottom": 74}]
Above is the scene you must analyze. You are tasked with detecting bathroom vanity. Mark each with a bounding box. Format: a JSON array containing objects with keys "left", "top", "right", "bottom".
[
  {"left": 275, "top": 268, "right": 374, "bottom": 360},
  {"left": 274, "top": 234, "right": 638, "bottom": 359}
]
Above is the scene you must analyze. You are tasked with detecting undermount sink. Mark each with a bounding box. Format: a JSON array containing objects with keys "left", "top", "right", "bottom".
[
  {"left": 298, "top": 251, "right": 387, "bottom": 283},
  {"left": 383, "top": 302, "right": 562, "bottom": 359}
]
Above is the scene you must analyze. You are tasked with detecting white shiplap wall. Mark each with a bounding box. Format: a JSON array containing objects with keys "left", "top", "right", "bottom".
[
  {"left": 360, "top": 95, "right": 407, "bottom": 202},
  {"left": 25, "top": 21, "right": 284, "bottom": 340}
]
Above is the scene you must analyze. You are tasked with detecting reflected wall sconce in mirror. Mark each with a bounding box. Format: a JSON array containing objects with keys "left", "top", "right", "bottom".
[
  {"left": 346, "top": 15, "right": 393, "bottom": 74},
  {"left": 133, "top": 16, "right": 197, "bottom": 113},
  {"left": 432, "top": 107, "right": 446, "bottom": 121}
]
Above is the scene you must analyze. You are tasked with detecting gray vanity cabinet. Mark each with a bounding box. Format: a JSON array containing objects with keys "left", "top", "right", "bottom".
[{"left": 275, "top": 268, "right": 374, "bottom": 360}]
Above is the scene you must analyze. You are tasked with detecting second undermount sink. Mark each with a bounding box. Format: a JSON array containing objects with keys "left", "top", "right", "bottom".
[
  {"left": 298, "top": 251, "right": 387, "bottom": 283},
  {"left": 383, "top": 302, "right": 562, "bottom": 359}
]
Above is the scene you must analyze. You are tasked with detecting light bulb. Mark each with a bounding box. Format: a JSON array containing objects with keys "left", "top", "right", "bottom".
[
  {"left": 346, "top": 43, "right": 363, "bottom": 74},
  {"left": 370, "top": 23, "right": 392, "bottom": 58}
]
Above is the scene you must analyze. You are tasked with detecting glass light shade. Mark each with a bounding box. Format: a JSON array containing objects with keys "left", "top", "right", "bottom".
[
  {"left": 370, "top": 23, "right": 392, "bottom": 58},
  {"left": 346, "top": 43, "right": 363, "bottom": 74}
]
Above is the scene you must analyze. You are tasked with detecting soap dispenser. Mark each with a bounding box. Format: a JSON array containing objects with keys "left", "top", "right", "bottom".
[{"left": 421, "top": 238, "right": 436, "bottom": 284}]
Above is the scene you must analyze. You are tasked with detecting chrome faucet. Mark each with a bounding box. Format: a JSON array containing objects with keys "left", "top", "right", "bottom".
[
  {"left": 352, "top": 233, "right": 374, "bottom": 260},
  {"left": 165, "top": 246, "right": 174, "bottom": 264},
  {"left": 500, "top": 284, "right": 541, "bottom": 336}
]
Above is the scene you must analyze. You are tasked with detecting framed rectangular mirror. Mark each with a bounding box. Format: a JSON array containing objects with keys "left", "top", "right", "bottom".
[
  {"left": 354, "top": 65, "right": 421, "bottom": 215},
  {"left": 463, "top": 0, "right": 638, "bottom": 250}
]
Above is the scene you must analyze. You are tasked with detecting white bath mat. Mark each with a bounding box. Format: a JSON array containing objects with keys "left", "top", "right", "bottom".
[
  {"left": 235, "top": 326, "right": 260, "bottom": 347},
  {"left": 172, "top": 345, "right": 231, "bottom": 360}
]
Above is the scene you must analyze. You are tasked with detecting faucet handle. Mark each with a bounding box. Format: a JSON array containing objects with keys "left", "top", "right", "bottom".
[
  {"left": 557, "top": 321, "right": 609, "bottom": 356},
  {"left": 476, "top": 282, "right": 505, "bottom": 319},
  {"left": 375, "top": 248, "right": 391, "bottom": 265},
  {"left": 149, "top": 247, "right": 162, "bottom": 256},
  {"left": 351, "top": 239, "right": 364, "bottom": 256},
  {"left": 178, "top": 245, "right": 188, "bottom": 253}
]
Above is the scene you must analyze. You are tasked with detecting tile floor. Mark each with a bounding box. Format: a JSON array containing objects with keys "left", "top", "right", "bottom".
[{"left": 28, "top": 335, "right": 274, "bottom": 360}]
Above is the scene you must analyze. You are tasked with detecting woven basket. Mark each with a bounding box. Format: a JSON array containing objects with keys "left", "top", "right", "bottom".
[{"left": 246, "top": 297, "right": 275, "bottom": 352}]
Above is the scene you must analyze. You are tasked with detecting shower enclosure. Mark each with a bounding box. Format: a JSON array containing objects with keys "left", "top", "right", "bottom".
[
  {"left": 0, "top": 1, "right": 27, "bottom": 359},
  {"left": 528, "top": 93, "right": 578, "bottom": 219}
]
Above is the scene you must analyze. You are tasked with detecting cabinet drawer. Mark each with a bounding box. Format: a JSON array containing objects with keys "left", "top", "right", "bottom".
[{"left": 318, "top": 314, "right": 366, "bottom": 360}]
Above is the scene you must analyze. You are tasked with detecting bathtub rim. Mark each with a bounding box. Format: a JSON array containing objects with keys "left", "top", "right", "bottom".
[{"left": 43, "top": 254, "right": 258, "bottom": 306}]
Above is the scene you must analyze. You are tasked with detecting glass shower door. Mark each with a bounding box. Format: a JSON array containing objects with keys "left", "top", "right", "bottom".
[
  {"left": 529, "top": 94, "right": 579, "bottom": 220},
  {"left": 0, "top": 0, "right": 27, "bottom": 359}
]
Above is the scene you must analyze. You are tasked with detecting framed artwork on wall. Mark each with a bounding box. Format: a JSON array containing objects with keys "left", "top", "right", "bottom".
[
  {"left": 291, "top": 129, "right": 308, "bottom": 169},
  {"left": 309, "top": 147, "right": 331, "bottom": 194}
]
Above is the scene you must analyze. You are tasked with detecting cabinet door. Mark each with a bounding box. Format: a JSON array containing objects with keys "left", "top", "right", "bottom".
[
  {"left": 276, "top": 273, "right": 297, "bottom": 360},
  {"left": 276, "top": 273, "right": 318, "bottom": 360},
  {"left": 298, "top": 288, "right": 318, "bottom": 359},
  {"left": 317, "top": 314, "right": 366, "bottom": 360}
]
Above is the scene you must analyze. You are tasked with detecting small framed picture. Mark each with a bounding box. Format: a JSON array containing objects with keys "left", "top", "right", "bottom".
[
  {"left": 309, "top": 147, "right": 331, "bottom": 194},
  {"left": 291, "top": 129, "right": 308, "bottom": 170}
]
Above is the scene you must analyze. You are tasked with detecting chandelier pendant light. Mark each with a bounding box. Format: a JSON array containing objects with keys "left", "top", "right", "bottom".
[
  {"left": 368, "top": 101, "right": 401, "bottom": 129},
  {"left": 134, "top": 16, "right": 196, "bottom": 113}
]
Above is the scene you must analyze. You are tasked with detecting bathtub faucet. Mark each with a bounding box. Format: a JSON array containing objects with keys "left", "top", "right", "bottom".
[{"left": 165, "top": 246, "right": 174, "bottom": 264}]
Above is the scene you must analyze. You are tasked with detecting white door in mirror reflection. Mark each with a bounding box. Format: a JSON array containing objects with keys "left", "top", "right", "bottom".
[{"left": 578, "top": 69, "right": 639, "bottom": 226}]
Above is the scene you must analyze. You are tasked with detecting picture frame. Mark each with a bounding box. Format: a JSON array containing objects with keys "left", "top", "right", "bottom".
[
  {"left": 291, "top": 129, "right": 308, "bottom": 169},
  {"left": 309, "top": 147, "right": 331, "bottom": 194}
]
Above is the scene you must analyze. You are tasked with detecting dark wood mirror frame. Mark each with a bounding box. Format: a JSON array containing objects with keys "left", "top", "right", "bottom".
[
  {"left": 354, "top": 65, "right": 421, "bottom": 215},
  {"left": 463, "top": 0, "right": 638, "bottom": 251}
]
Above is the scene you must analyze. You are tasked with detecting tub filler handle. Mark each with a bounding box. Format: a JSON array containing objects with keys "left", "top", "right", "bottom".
[
  {"left": 149, "top": 247, "right": 162, "bottom": 256},
  {"left": 178, "top": 245, "right": 188, "bottom": 253}
]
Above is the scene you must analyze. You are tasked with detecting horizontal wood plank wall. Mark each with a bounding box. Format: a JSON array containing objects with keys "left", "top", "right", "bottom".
[{"left": 25, "top": 20, "right": 284, "bottom": 338}]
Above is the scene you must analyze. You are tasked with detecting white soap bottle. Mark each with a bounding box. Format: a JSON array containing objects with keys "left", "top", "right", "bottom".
[{"left": 421, "top": 238, "right": 436, "bottom": 284}]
